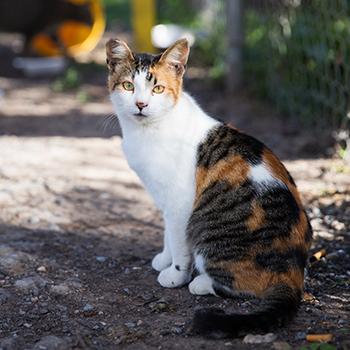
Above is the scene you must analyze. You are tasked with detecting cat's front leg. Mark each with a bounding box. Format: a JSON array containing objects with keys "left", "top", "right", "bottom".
[
  {"left": 157, "top": 211, "right": 191, "bottom": 288},
  {"left": 152, "top": 229, "right": 172, "bottom": 271}
]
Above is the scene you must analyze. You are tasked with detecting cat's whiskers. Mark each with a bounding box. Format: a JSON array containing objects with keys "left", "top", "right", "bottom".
[{"left": 100, "top": 113, "right": 119, "bottom": 134}]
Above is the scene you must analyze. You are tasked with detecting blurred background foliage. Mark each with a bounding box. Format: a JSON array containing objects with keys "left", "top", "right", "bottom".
[
  {"left": 102, "top": 0, "right": 349, "bottom": 139},
  {"left": 244, "top": 1, "right": 350, "bottom": 129}
]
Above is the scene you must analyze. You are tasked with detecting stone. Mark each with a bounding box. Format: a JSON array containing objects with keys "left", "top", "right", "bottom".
[
  {"left": 83, "top": 303, "right": 94, "bottom": 312},
  {"left": 37, "top": 266, "right": 47, "bottom": 273},
  {"left": 243, "top": 333, "right": 277, "bottom": 344},
  {"left": 33, "top": 335, "right": 68, "bottom": 350},
  {"left": 14, "top": 276, "right": 47, "bottom": 293},
  {"left": 0, "top": 245, "right": 27, "bottom": 274},
  {"left": 96, "top": 256, "right": 107, "bottom": 263},
  {"left": 273, "top": 341, "right": 292, "bottom": 350},
  {"left": 50, "top": 284, "right": 70, "bottom": 296}
]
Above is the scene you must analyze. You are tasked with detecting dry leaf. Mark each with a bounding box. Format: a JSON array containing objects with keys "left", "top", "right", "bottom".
[
  {"left": 309, "top": 249, "right": 326, "bottom": 264},
  {"left": 306, "top": 334, "right": 333, "bottom": 342}
]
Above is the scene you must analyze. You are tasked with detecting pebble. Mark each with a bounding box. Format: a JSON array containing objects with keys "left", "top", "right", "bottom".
[
  {"left": 243, "top": 333, "right": 277, "bottom": 344},
  {"left": 37, "top": 266, "right": 47, "bottom": 273},
  {"left": 33, "top": 335, "right": 67, "bottom": 350},
  {"left": 0, "top": 245, "right": 26, "bottom": 274},
  {"left": 326, "top": 249, "right": 345, "bottom": 260},
  {"left": 47, "top": 223, "right": 61, "bottom": 231},
  {"left": 273, "top": 341, "right": 292, "bottom": 350},
  {"left": 82, "top": 303, "right": 97, "bottom": 316},
  {"left": 14, "top": 276, "right": 47, "bottom": 293},
  {"left": 124, "top": 322, "right": 136, "bottom": 329},
  {"left": 170, "top": 326, "right": 183, "bottom": 335},
  {"left": 28, "top": 216, "right": 40, "bottom": 224},
  {"left": 50, "top": 284, "right": 70, "bottom": 296},
  {"left": 96, "top": 256, "right": 107, "bottom": 263},
  {"left": 295, "top": 331, "right": 306, "bottom": 340},
  {"left": 83, "top": 303, "right": 94, "bottom": 312}
]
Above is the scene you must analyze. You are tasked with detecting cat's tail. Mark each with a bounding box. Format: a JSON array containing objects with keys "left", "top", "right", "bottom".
[{"left": 191, "top": 283, "right": 301, "bottom": 338}]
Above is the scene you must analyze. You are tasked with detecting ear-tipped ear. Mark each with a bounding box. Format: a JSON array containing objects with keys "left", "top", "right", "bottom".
[
  {"left": 106, "top": 38, "right": 134, "bottom": 70},
  {"left": 159, "top": 38, "right": 189, "bottom": 75}
]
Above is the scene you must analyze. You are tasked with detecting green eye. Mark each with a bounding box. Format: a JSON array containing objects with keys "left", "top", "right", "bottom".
[
  {"left": 122, "top": 81, "right": 134, "bottom": 91},
  {"left": 152, "top": 85, "right": 165, "bottom": 94}
]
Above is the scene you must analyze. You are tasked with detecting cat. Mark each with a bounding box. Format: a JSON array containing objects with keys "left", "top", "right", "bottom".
[{"left": 106, "top": 38, "right": 312, "bottom": 337}]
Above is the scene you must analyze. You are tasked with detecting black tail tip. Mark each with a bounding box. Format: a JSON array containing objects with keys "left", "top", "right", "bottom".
[{"left": 191, "top": 308, "right": 233, "bottom": 339}]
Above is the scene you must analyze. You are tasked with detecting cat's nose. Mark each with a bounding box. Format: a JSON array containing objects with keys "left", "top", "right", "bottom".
[{"left": 136, "top": 101, "right": 148, "bottom": 111}]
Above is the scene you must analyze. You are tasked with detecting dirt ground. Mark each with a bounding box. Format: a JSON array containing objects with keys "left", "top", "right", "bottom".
[{"left": 0, "top": 43, "right": 349, "bottom": 350}]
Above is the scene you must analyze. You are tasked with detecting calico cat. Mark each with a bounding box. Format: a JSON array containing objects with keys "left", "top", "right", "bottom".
[{"left": 106, "top": 38, "right": 312, "bottom": 337}]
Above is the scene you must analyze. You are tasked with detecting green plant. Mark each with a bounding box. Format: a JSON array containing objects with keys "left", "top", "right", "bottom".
[{"left": 52, "top": 67, "right": 80, "bottom": 92}]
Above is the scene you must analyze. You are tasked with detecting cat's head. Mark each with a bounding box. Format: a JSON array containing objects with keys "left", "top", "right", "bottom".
[{"left": 106, "top": 38, "right": 189, "bottom": 122}]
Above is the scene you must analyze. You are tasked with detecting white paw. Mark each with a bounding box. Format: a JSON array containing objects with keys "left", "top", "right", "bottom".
[
  {"left": 157, "top": 265, "right": 190, "bottom": 288},
  {"left": 151, "top": 251, "right": 172, "bottom": 272},
  {"left": 189, "top": 274, "right": 215, "bottom": 296}
]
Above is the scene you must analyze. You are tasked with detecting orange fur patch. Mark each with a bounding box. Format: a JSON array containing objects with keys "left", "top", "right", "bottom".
[
  {"left": 149, "top": 64, "right": 182, "bottom": 103},
  {"left": 194, "top": 155, "right": 250, "bottom": 208},
  {"left": 215, "top": 260, "right": 304, "bottom": 297},
  {"left": 246, "top": 200, "right": 265, "bottom": 231},
  {"left": 271, "top": 211, "right": 310, "bottom": 253}
]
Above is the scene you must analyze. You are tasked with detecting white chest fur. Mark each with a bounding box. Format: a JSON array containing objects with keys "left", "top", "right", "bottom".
[{"left": 116, "top": 93, "right": 219, "bottom": 214}]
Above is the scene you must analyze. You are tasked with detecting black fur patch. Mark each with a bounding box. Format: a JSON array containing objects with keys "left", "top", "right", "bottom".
[
  {"left": 191, "top": 284, "right": 301, "bottom": 337},
  {"left": 197, "top": 125, "right": 265, "bottom": 167},
  {"left": 133, "top": 53, "right": 161, "bottom": 75},
  {"left": 255, "top": 248, "right": 307, "bottom": 273}
]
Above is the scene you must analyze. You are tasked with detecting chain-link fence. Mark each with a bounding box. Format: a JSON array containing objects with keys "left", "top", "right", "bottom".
[{"left": 244, "top": 0, "right": 350, "bottom": 132}]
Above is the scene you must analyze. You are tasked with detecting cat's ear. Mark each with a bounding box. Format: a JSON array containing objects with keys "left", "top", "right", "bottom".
[
  {"left": 159, "top": 38, "right": 189, "bottom": 75},
  {"left": 106, "top": 38, "right": 134, "bottom": 70}
]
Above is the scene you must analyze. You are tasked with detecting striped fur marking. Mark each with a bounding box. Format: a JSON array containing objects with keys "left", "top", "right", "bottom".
[{"left": 188, "top": 124, "right": 311, "bottom": 299}]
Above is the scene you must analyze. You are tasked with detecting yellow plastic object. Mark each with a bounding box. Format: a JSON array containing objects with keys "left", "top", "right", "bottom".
[
  {"left": 30, "top": 0, "right": 105, "bottom": 57},
  {"left": 131, "top": 0, "right": 155, "bottom": 53}
]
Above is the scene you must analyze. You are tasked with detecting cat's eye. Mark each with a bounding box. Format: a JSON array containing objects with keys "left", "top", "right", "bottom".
[
  {"left": 152, "top": 85, "right": 165, "bottom": 94},
  {"left": 122, "top": 81, "right": 134, "bottom": 91}
]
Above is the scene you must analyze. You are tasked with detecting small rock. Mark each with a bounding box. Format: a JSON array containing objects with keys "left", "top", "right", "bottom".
[
  {"left": 295, "top": 331, "right": 306, "bottom": 340},
  {"left": 150, "top": 299, "right": 169, "bottom": 312},
  {"left": 96, "top": 256, "right": 107, "bottom": 263},
  {"left": 326, "top": 249, "right": 345, "bottom": 260},
  {"left": 28, "top": 216, "right": 40, "bottom": 224},
  {"left": 37, "top": 266, "right": 47, "bottom": 273},
  {"left": 66, "top": 278, "right": 82, "bottom": 289},
  {"left": 243, "top": 333, "right": 277, "bottom": 344},
  {"left": 273, "top": 341, "right": 292, "bottom": 350},
  {"left": 47, "top": 223, "right": 61, "bottom": 231},
  {"left": 23, "top": 322, "right": 32, "bottom": 328},
  {"left": 14, "top": 276, "right": 47, "bottom": 293},
  {"left": 51, "top": 284, "right": 70, "bottom": 296},
  {"left": 137, "top": 320, "right": 143, "bottom": 326},
  {"left": 33, "top": 335, "right": 67, "bottom": 350},
  {"left": 82, "top": 303, "right": 97, "bottom": 317},
  {"left": 83, "top": 303, "right": 94, "bottom": 312},
  {"left": 0, "top": 245, "right": 27, "bottom": 274},
  {"left": 124, "top": 322, "right": 136, "bottom": 329},
  {"left": 170, "top": 326, "right": 183, "bottom": 335}
]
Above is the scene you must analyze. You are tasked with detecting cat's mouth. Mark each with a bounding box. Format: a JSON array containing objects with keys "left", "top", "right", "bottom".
[{"left": 133, "top": 112, "right": 147, "bottom": 118}]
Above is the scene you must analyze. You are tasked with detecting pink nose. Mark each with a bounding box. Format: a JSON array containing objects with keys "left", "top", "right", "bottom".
[{"left": 136, "top": 101, "right": 148, "bottom": 110}]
